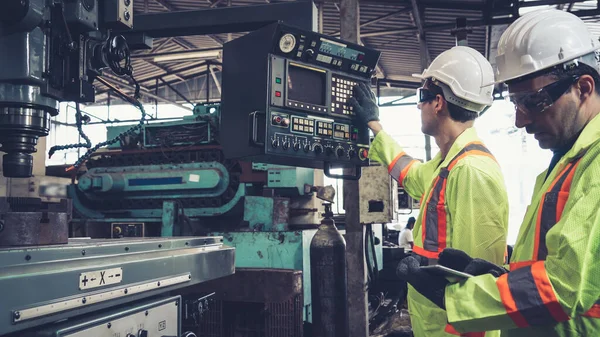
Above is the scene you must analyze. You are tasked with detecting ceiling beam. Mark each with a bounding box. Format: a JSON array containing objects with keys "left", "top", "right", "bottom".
[
  {"left": 410, "top": 0, "right": 431, "bottom": 66},
  {"left": 330, "top": 7, "right": 412, "bottom": 36}
]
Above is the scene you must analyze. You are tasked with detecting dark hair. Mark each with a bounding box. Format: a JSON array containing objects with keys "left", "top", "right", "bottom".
[
  {"left": 425, "top": 79, "right": 479, "bottom": 123},
  {"left": 506, "top": 62, "right": 600, "bottom": 96}
]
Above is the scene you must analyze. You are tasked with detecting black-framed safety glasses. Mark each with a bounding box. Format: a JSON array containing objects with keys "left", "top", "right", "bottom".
[
  {"left": 416, "top": 87, "right": 442, "bottom": 103},
  {"left": 507, "top": 75, "right": 580, "bottom": 115}
]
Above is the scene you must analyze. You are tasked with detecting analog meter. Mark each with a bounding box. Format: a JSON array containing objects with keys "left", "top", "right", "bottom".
[{"left": 279, "top": 33, "right": 296, "bottom": 53}]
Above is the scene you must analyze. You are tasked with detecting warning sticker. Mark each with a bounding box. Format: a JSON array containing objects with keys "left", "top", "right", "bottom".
[{"left": 79, "top": 267, "right": 123, "bottom": 290}]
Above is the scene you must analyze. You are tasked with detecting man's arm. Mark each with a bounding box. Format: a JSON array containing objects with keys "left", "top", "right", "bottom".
[
  {"left": 445, "top": 161, "right": 509, "bottom": 265},
  {"left": 407, "top": 229, "right": 414, "bottom": 249},
  {"left": 444, "top": 159, "right": 600, "bottom": 333},
  {"left": 367, "top": 121, "right": 427, "bottom": 199}
]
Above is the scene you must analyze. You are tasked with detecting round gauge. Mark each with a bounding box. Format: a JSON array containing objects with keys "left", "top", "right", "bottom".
[{"left": 279, "top": 34, "right": 297, "bottom": 53}]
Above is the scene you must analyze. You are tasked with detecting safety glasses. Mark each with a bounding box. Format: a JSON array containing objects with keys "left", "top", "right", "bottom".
[
  {"left": 416, "top": 87, "right": 441, "bottom": 103},
  {"left": 507, "top": 75, "right": 580, "bottom": 115}
]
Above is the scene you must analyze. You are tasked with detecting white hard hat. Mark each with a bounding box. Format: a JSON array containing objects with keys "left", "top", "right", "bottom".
[
  {"left": 493, "top": 9, "right": 600, "bottom": 84},
  {"left": 413, "top": 46, "right": 494, "bottom": 114}
]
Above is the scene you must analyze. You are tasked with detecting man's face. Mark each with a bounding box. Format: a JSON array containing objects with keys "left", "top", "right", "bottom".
[
  {"left": 508, "top": 75, "right": 582, "bottom": 150},
  {"left": 417, "top": 83, "right": 440, "bottom": 136}
]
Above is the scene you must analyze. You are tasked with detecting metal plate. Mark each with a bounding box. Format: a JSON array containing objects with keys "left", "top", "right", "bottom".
[
  {"left": 0, "top": 236, "right": 234, "bottom": 336},
  {"left": 33, "top": 296, "right": 180, "bottom": 337}
]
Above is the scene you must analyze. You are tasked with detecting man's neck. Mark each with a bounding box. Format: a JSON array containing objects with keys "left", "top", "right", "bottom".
[{"left": 435, "top": 121, "right": 473, "bottom": 159}]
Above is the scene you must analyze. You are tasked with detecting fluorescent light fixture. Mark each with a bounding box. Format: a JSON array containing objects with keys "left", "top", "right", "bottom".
[{"left": 154, "top": 50, "right": 221, "bottom": 62}]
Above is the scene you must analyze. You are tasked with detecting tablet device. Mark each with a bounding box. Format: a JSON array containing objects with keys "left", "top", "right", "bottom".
[{"left": 421, "top": 265, "right": 473, "bottom": 281}]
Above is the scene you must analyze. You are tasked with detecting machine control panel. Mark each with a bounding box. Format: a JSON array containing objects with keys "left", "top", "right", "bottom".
[{"left": 221, "top": 22, "right": 381, "bottom": 173}]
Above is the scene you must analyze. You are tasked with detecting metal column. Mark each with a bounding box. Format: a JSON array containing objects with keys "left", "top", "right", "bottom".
[{"left": 340, "top": 0, "right": 368, "bottom": 336}]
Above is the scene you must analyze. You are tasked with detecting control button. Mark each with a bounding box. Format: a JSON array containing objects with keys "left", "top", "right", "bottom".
[
  {"left": 348, "top": 149, "right": 357, "bottom": 158},
  {"left": 282, "top": 141, "right": 290, "bottom": 150},
  {"left": 275, "top": 91, "right": 281, "bottom": 97},
  {"left": 359, "top": 148, "right": 369, "bottom": 161},
  {"left": 303, "top": 144, "right": 311, "bottom": 152},
  {"left": 275, "top": 77, "right": 282, "bottom": 84},
  {"left": 281, "top": 118, "right": 289, "bottom": 127},
  {"left": 313, "top": 143, "right": 323, "bottom": 155},
  {"left": 336, "top": 147, "right": 345, "bottom": 158},
  {"left": 272, "top": 139, "right": 280, "bottom": 148},
  {"left": 293, "top": 142, "right": 300, "bottom": 151},
  {"left": 325, "top": 146, "right": 334, "bottom": 156},
  {"left": 138, "top": 330, "right": 149, "bottom": 337},
  {"left": 273, "top": 116, "right": 281, "bottom": 124}
]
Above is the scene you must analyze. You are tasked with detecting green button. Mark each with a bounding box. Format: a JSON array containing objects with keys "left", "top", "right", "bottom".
[{"left": 275, "top": 77, "right": 282, "bottom": 84}]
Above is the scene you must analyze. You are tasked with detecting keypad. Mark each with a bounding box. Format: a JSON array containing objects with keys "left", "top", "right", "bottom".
[
  {"left": 292, "top": 117, "right": 315, "bottom": 135},
  {"left": 316, "top": 121, "right": 334, "bottom": 137},
  {"left": 331, "top": 76, "right": 357, "bottom": 116},
  {"left": 333, "top": 123, "right": 350, "bottom": 140}
]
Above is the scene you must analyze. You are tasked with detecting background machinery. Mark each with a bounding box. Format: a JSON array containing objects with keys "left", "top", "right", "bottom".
[
  {"left": 0, "top": 1, "right": 234, "bottom": 336},
  {"left": 67, "top": 21, "right": 391, "bottom": 336}
]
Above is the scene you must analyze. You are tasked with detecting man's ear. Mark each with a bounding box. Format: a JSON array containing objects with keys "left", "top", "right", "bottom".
[
  {"left": 576, "top": 74, "right": 595, "bottom": 101},
  {"left": 434, "top": 94, "right": 447, "bottom": 115}
]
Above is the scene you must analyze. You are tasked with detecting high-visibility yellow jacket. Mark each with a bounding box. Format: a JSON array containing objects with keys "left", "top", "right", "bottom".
[
  {"left": 369, "top": 127, "right": 509, "bottom": 337},
  {"left": 444, "top": 113, "right": 600, "bottom": 337}
]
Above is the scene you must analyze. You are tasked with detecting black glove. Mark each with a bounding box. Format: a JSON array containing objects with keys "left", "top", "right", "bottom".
[
  {"left": 396, "top": 256, "right": 448, "bottom": 309},
  {"left": 348, "top": 82, "right": 379, "bottom": 125},
  {"left": 438, "top": 248, "right": 508, "bottom": 277}
]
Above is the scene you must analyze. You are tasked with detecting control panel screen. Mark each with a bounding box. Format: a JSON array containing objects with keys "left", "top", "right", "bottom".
[
  {"left": 287, "top": 63, "right": 326, "bottom": 106},
  {"left": 319, "top": 38, "right": 365, "bottom": 62}
]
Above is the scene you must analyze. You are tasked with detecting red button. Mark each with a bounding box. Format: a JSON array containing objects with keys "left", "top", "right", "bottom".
[{"left": 275, "top": 91, "right": 281, "bottom": 97}]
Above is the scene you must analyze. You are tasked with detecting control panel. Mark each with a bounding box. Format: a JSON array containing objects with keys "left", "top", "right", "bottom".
[{"left": 221, "top": 22, "right": 381, "bottom": 176}]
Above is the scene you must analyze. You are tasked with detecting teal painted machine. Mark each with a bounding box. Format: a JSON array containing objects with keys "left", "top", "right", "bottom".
[{"left": 69, "top": 104, "right": 383, "bottom": 323}]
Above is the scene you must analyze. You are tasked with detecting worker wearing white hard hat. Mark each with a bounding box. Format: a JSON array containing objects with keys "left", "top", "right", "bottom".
[
  {"left": 395, "top": 8, "right": 600, "bottom": 337},
  {"left": 350, "top": 45, "right": 509, "bottom": 337}
]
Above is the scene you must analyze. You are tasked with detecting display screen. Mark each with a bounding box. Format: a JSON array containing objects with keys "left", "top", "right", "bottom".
[
  {"left": 319, "top": 38, "right": 365, "bottom": 61},
  {"left": 287, "top": 64, "right": 326, "bottom": 106}
]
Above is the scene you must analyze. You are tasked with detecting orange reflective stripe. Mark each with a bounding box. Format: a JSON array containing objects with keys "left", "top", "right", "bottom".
[
  {"left": 388, "top": 152, "right": 419, "bottom": 187},
  {"left": 534, "top": 159, "right": 581, "bottom": 261},
  {"left": 437, "top": 177, "right": 449, "bottom": 251},
  {"left": 509, "top": 260, "right": 535, "bottom": 271},
  {"left": 498, "top": 262, "right": 569, "bottom": 327},
  {"left": 530, "top": 261, "right": 570, "bottom": 322},
  {"left": 388, "top": 152, "right": 405, "bottom": 173},
  {"left": 399, "top": 160, "right": 417, "bottom": 187},
  {"left": 583, "top": 302, "right": 600, "bottom": 318},
  {"left": 419, "top": 143, "right": 495, "bottom": 257},
  {"left": 412, "top": 245, "right": 439, "bottom": 259},
  {"left": 497, "top": 273, "right": 529, "bottom": 328},
  {"left": 444, "top": 324, "right": 485, "bottom": 337}
]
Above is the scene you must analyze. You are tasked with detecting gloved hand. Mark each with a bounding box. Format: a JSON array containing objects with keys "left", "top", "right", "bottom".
[
  {"left": 396, "top": 256, "right": 448, "bottom": 309},
  {"left": 438, "top": 248, "right": 508, "bottom": 277},
  {"left": 348, "top": 82, "right": 380, "bottom": 125}
]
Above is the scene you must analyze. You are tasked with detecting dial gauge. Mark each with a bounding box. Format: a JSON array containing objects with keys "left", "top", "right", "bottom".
[{"left": 279, "top": 33, "right": 296, "bottom": 53}]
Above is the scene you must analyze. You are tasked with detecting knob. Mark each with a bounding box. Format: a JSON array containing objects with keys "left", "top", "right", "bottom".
[
  {"left": 306, "top": 49, "right": 315, "bottom": 58},
  {"left": 325, "top": 146, "right": 334, "bottom": 156},
  {"left": 313, "top": 143, "right": 323, "bottom": 155},
  {"left": 293, "top": 142, "right": 300, "bottom": 151},
  {"left": 348, "top": 149, "right": 356, "bottom": 158},
  {"left": 336, "top": 147, "right": 345, "bottom": 158},
  {"left": 271, "top": 139, "right": 280, "bottom": 148},
  {"left": 303, "top": 144, "right": 311, "bottom": 153},
  {"left": 359, "top": 148, "right": 369, "bottom": 160},
  {"left": 281, "top": 118, "right": 290, "bottom": 127},
  {"left": 137, "top": 330, "right": 148, "bottom": 337},
  {"left": 282, "top": 141, "right": 290, "bottom": 150}
]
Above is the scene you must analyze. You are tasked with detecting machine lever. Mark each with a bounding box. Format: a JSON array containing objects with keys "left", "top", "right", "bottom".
[
  {"left": 249, "top": 111, "right": 265, "bottom": 147},
  {"left": 323, "top": 162, "right": 362, "bottom": 181}
]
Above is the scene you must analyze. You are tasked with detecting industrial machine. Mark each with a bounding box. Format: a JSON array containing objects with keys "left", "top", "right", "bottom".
[
  {"left": 221, "top": 22, "right": 381, "bottom": 179},
  {"left": 0, "top": 1, "right": 234, "bottom": 336}
]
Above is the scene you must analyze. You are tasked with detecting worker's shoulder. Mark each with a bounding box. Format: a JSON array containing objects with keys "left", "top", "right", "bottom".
[{"left": 448, "top": 154, "right": 504, "bottom": 182}]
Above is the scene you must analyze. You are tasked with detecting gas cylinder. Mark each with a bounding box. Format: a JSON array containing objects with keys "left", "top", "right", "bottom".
[{"left": 310, "top": 203, "right": 349, "bottom": 337}]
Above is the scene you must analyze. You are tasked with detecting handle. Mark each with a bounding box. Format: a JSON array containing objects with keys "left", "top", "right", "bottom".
[
  {"left": 249, "top": 111, "right": 265, "bottom": 147},
  {"left": 323, "top": 162, "right": 362, "bottom": 180}
]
